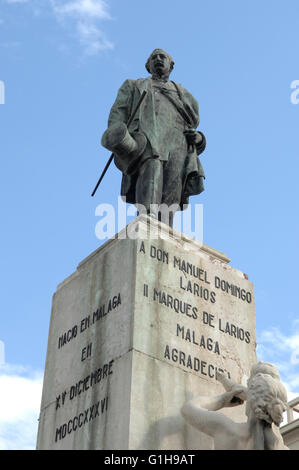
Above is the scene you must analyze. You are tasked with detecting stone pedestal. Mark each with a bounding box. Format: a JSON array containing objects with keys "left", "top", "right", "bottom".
[{"left": 37, "top": 215, "right": 257, "bottom": 450}]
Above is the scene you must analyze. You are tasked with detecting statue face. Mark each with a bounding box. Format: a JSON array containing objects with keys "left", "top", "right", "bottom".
[
  {"left": 149, "top": 50, "right": 172, "bottom": 77},
  {"left": 269, "top": 400, "right": 286, "bottom": 426}
]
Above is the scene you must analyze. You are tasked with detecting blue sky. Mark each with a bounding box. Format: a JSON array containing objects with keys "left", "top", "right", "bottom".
[{"left": 0, "top": 0, "right": 299, "bottom": 449}]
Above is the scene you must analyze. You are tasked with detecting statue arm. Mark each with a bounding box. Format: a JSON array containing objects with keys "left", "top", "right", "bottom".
[
  {"left": 195, "top": 131, "right": 206, "bottom": 155},
  {"left": 216, "top": 371, "right": 247, "bottom": 401},
  {"left": 178, "top": 85, "right": 206, "bottom": 155},
  {"left": 181, "top": 85, "right": 200, "bottom": 128},
  {"left": 264, "top": 424, "right": 289, "bottom": 450},
  {"left": 108, "top": 79, "right": 135, "bottom": 128},
  {"left": 181, "top": 385, "right": 246, "bottom": 437}
]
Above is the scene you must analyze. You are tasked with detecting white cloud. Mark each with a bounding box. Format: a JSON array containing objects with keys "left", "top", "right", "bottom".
[
  {"left": 76, "top": 19, "right": 113, "bottom": 54},
  {"left": 50, "top": 0, "right": 113, "bottom": 54},
  {"left": 51, "top": 0, "right": 111, "bottom": 20},
  {"left": 0, "top": 364, "right": 43, "bottom": 450},
  {"left": 5, "top": 0, "right": 114, "bottom": 55},
  {"left": 257, "top": 320, "right": 299, "bottom": 399}
]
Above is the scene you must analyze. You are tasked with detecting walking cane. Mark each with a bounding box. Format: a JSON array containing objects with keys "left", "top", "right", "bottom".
[{"left": 91, "top": 90, "right": 147, "bottom": 197}]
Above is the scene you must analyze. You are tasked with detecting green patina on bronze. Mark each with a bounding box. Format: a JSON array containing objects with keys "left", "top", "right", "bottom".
[{"left": 101, "top": 49, "right": 206, "bottom": 226}]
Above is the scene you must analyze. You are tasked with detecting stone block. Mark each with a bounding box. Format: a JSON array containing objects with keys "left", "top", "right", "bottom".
[{"left": 37, "top": 215, "right": 257, "bottom": 450}]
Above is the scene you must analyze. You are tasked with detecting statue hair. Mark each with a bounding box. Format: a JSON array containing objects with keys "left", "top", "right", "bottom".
[
  {"left": 249, "top": 361, "right": 281, "bottom": 381},
  {"left": 246, "top": 372, "right": 287, "bottom": 426}
]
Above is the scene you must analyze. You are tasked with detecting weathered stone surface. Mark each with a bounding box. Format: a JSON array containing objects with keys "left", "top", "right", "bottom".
[{"left": 37, "top": 215, "right": 257, "bottom": 449}]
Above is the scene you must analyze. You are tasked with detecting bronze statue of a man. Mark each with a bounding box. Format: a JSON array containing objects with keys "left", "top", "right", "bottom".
[{"left": 101, "top": 48, "right": 206, "bottom": 226}]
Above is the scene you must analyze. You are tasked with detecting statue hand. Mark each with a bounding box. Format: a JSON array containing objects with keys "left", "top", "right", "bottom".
[
  {"left": 216, "top": 371, "right": 248, "bottom": 402},
  {"left": 216, "top": 370, "right": 232, "bottom": 389},
  {"left": 185, "top": 391, "right": 194, "bottom": 401},
  {"left": 222, "top": 386, "right": 247, "bottom": 408},
  {"left": 184, "top": 130, "right": 203, "bottom": 145}
]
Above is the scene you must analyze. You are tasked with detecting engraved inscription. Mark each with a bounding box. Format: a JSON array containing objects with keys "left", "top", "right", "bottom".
[
  {"left": 138, "top": 241, "right": 254, "bottom": 380},
  {"left": 55, "top": 397, "right": 109, "bottom": 442}
]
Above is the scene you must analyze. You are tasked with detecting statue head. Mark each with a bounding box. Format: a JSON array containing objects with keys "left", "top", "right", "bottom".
[
  {"left": 246, "top": 363, "right": 287, "bottom": 426},
  {"left": 145, "top": 49, "right": 174, "bottom": 79},
  {"left": 248, "top": 361, "right": 281, "bottom": 381}
]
